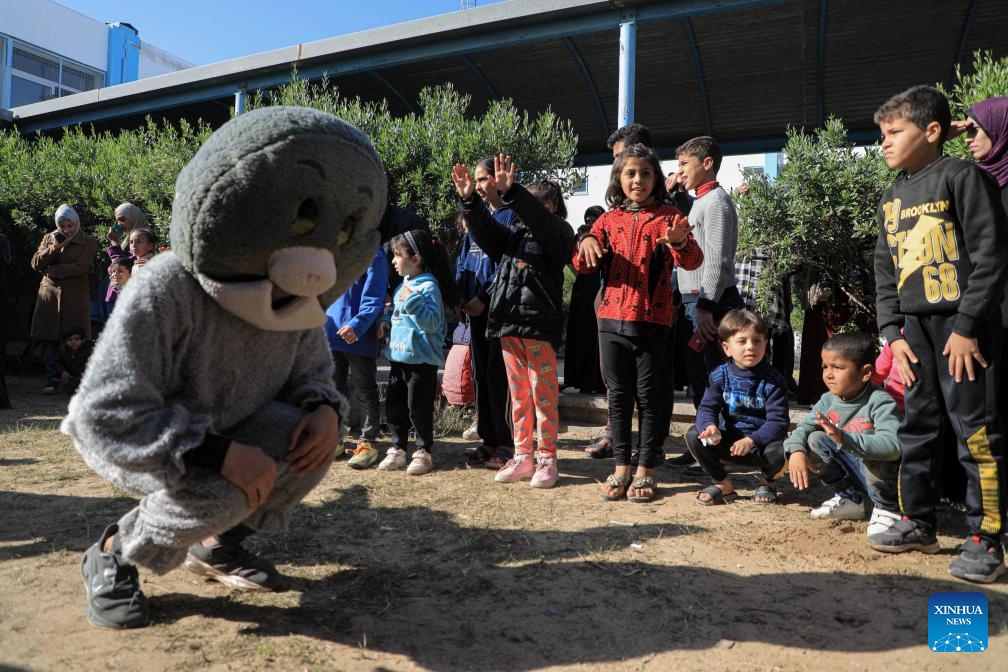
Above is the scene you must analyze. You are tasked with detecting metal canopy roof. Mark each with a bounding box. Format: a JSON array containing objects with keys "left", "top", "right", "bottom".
[{"left": 7, "top": 0, "right": 1008, "bottom": 163}]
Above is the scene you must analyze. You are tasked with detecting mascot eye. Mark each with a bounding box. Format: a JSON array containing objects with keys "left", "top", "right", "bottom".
[
  {"left": 290, "top": 199, "right": 319, "bottom": 237},
  {"left": 336, "top": 214, "right": 359, "bottom": 246}
]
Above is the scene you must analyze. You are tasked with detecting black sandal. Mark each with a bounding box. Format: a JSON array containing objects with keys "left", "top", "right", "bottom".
[
  {"left": 461, "top": 444, "right": 494, "bottom": 467},
  {"left": 485, "top": 447, "right": 513, "bottom": 470},
  {"left": 753, "top": 484, "right": 778, "bottom": 505},
  {"left": 694, "top": 484, "right": 738, "bottom": 506},
  {"left": 585, "top": 436, "right": 614, "bottom": 459}
]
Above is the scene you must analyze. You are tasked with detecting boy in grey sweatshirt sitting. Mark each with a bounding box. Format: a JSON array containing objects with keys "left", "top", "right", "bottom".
[{"left": 785, "top": 332, "right": 902, "bottom": 538}]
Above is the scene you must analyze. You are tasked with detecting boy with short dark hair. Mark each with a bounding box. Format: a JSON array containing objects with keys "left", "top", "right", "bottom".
[
  {"left": 688, "top": 309, "right": 789, "bottom": 506},
  {"left": 56, "top": 325, "right": 94, "bottom": 395},
  {"left": 607, "top": 123, "right": 653, "bottom": 158},
  {"left": 871, "top": 84, "right": 1008, "bottom": 583},
  {"left": 785, "top": 333, "right": 902, "bottom": 538},
  {"left": 675, "top": 136, "right": 745, "bottom": 408}
]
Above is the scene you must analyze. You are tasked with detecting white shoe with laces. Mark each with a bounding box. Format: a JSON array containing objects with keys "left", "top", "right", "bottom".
[{"left": 810, "top": 494, "right": 866, "bottom": 520}]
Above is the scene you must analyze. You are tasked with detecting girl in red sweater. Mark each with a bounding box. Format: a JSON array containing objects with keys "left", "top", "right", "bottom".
[{"left": 574, "top": 144, "right": 703, "bottom": 502}]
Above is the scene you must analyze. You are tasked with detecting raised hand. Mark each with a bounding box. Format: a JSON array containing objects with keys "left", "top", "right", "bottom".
[
  {"left": 948, "top": 119, "right": 974, "bottom": 140},
  {"left": 493, "top": 153, "right": 516, "bottom": 193},
  {"left": 451, "top": 163, "right": 475, "bottom": 199},
  {"left": 656, "top": 213, "right": 691, "bottom": 247},
  {"left": 814, "top": 412, "right": 842, "bottom": 446}
]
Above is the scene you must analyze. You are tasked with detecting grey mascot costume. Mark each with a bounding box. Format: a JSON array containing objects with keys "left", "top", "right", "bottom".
[{"left": 63, "top": 107, "right": 386, "bottom": 628}]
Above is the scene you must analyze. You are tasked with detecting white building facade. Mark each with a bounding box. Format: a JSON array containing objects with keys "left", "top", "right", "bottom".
[{"left": 0, "top": 0, "right": 191, "bottom": 109}]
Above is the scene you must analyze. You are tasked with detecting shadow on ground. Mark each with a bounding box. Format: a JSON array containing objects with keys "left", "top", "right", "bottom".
[{"left": 5, "top": 485, "right": 999, "bottom": 671}]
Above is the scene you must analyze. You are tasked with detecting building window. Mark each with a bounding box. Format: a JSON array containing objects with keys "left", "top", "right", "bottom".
[
  {"left": 570, "top": 175, "right": 589, "bottom": 195},
  {"left": 0, "top": 36, "right": 7, "bottom": 107},
  {"left": 9, "top": 42, "right": 103, "bottom": 107}
]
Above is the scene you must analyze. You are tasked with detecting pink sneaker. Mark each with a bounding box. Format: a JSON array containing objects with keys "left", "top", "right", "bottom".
[
  {"left": 530, "top": 457, "right": 558, "bottom": 489},
  {"left": 494, "top": 454, "right": 535, "bottom": 483}
]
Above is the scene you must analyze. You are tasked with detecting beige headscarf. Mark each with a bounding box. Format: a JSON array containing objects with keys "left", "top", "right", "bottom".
[
  {"left": 114, "top": 202, "right": 149, "bottom": 233},
  {"left": 54, "top": 204, "right": 81, "bottom": 243}
]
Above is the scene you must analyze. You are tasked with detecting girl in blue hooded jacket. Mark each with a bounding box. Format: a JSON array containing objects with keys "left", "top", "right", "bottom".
[{"left": 379, "top": 229, "right": 459, "bottom": 475}]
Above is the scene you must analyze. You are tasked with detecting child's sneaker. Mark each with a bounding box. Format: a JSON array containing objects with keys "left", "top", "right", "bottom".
[
  {"left": 810, "top": 494, "right": 866, "bottom": 520},
  {"left": 80, "top": 524, "right": 149, "bottom": 629},
  {"left": 347, "top": 441, "right": 379, "bottom": 469},
  {"left": 462, "top": 420, "right": 479, "bottom": 441},
  {"left": 530, "top": 457, "right": 559, "bottom": 489},
  {"left": 494, "top": 454, "right": 536, "bottom": 483},
  {"left": 866, "top": 508, "right": 901, "bottom": 536},
  {"left": 948, "top": 535, "right": 1008, "bottom": 584},
  {"left": 378, "top": 447, "right": 407, "bottom": 471},
  {"left": 868, "top": 517, "right": 940, "bottom": 554},
  {"left": 406, "top": 448, "right": 433, "bottom": 475}
]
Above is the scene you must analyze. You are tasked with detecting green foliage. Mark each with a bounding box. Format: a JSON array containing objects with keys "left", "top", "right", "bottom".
[
  {"left": 0, "top": 117, "right": 212, "bottom": 289},
  {"left": 737, "top": 117, "right": 893, "bottom": 320},
  {"left": 939, "top": 50, "right": 1008, "bottom": 160},
  {"left": 247, "top": 74, "right": 585, "bottom": 244}
]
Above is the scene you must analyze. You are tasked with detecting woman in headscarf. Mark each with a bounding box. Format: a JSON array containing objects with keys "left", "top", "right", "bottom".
[
  {"left": 950, "top": 96, "right": 1008, "bottom": 507},
  {"left": 953, "top": 96, "right": 1008, "bottom": 209},
  {"left": 107, "top": 202, "right": 149, "bottom": 248},
  {"left": 30, "top": 204, "right": 98, "bottom": 394}
]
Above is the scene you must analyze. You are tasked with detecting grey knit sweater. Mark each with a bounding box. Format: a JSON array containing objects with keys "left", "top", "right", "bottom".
[
  {"left": 62, "top": 252, "right": 345, "bottom": 496},
  {"left": 675, "top": 186, "right": 739, "bottom": 305}
]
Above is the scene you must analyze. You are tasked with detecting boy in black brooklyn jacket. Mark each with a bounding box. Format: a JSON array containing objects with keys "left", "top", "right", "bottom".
[{"left": 870, "top": 85, "right": 1008, "bottom": 584}]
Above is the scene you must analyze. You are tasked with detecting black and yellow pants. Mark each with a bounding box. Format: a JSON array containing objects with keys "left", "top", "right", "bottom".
[{"left": 899, "top": 313, "right": 1004, "bottom": 539}]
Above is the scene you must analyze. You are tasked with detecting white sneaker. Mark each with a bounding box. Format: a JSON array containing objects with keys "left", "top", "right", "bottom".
[
  {"left": 406, "top": 449, "right": 433, "bottom": 475},
  {"left": 866, "top": 508, "right": 901, "bottom": 536},
  {"left": 461, "top": 420, "right": 479, "bottom": 441},
  {"left": 810, "top": 494, "right": 866, "bottom": 520},
  {"left": 378, "top": 447, "right": 407, "bottom": 471}
]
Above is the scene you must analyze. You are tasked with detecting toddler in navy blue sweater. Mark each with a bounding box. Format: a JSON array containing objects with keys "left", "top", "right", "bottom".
[{"left": 688, "top": 309, "right": 790, "bottom": 505}]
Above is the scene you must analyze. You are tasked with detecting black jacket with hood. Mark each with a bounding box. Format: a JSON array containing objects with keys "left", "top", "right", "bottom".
[{"left": 460, "top": 184, "right": 576, "bottom": 346}]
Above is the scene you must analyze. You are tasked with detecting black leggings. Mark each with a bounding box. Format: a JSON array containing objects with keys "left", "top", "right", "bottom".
[
  {"left": 385, "top": 361, "right": 438, "bottom": 451},
  {"left": 600, "top": 328, "right": 668, "bottom": 469}
]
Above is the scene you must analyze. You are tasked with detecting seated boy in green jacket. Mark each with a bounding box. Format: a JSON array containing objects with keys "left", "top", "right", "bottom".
[{"left": 785, "top": 332, "right": 902, "bottom": 539}]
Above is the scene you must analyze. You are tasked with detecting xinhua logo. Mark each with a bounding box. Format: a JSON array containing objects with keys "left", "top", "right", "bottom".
[{"left": 928, "top": 592, "right": 988, "bottom": 652}]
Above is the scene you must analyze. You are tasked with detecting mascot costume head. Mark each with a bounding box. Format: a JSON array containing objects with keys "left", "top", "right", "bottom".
[{"left": 170, "top": 106, "right": 386, "bottom": 330}]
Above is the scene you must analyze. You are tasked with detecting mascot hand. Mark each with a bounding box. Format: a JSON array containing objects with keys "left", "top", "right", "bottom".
[
  {"left": 287, "top": 405, "right": 342, "bottom": 474},
  {"left": 222, "top": 441, "right": 279, "bottom": 509}
]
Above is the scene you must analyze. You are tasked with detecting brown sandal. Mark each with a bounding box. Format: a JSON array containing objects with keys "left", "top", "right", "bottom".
[
  {"left": 627, "top": 476, "right": 657, "bottom": 503},
  {"left": 600, "top": 474, "right": 632, "bottom": 501}
]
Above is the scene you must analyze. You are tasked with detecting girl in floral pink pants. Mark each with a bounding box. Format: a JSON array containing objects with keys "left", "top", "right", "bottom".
[{"left": 451, "top": 156, "right": 575, "bottom": 488}]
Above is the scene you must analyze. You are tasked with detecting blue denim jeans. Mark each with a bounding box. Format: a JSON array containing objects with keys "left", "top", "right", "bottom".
[{"left": 807, "top": 430, "right": 899, "bottom": 512}]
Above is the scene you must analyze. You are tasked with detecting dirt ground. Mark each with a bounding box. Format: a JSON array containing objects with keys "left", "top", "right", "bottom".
[{"left": 1, "top": 370, "right": 1006, "bottom": 672}]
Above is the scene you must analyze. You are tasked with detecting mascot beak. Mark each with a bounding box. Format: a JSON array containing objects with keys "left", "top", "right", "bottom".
[{"left": 268, "top": 247, "right": 337, "bottom": 297}]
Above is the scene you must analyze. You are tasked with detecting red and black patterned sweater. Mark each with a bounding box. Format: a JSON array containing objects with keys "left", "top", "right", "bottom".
[{"left": 571, "top": 203, "right": 703, "bottom": 336}]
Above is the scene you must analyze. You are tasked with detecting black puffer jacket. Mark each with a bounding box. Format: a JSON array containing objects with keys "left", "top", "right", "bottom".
[{"left": 460, "top": 184, "right": 576, "bottom": 346}]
